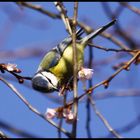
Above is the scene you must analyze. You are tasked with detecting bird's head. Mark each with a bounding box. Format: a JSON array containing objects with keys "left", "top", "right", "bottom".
[{"left": 32, "top": 71, "right": 59, "bottom": 93}]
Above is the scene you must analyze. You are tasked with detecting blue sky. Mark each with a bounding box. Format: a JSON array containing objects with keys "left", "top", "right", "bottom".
[{"left": 0, "top": 2, "right": 140, "bottom": 138}]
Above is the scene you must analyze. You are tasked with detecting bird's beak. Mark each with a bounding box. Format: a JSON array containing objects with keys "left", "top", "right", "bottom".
[{"left": 53, "top": 86, "right": 59, "bottom": 92}]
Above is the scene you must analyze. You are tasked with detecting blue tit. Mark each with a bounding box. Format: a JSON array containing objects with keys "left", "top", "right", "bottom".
[{"left": 32, "top": 20, "right": 116, "bottom": 93}]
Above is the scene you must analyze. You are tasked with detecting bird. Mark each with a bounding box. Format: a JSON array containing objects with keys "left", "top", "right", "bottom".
[{"left": 32, "top": 19, "right": 116, "bottom": 93}]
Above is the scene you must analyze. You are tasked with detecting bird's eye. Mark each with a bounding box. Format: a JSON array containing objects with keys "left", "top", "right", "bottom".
[
  {"left": 47, "top": 78, "right": 51, "bottom": 83},
  {"left": 41, "top": 72, "right": 52, "bottom": 85},
  {"left": 47, "top": 78, "right": 53, "bottom": 86}
]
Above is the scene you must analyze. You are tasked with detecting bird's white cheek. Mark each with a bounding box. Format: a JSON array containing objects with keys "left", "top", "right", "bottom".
[
  {"left": 51, "top": 76, "right": 58, "bottom": 87},
  {"left": 41, "top": 71, "right": 58, "bottom": 87}
]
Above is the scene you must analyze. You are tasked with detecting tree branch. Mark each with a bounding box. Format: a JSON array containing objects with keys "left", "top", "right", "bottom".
[
  {"left": 71, "top": 2, "right": 79, "bottom": 138},
  {"left": 120, "top": 2, "right": 140, "bottom": 16},
  {"left": 16, "top": 2, "right": 61, "bottom": 19},
  {"left": 0, "top": 76, "right": 72, "bottom": 138},
  {"left": 89, "top": 96, "right": 122, "bottom": 138}
]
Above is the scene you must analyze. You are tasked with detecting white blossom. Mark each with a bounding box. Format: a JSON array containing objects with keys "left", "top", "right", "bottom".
[
  {"left": 78, "top": 68, "right": 94, "bottom": 80},
  {"left": 45, "top": 108, "right": 56, "bottom": 119},
  {"left": 6, "top": 63, "right": 17, "bottom": 71},
  {"left": 63, "top": 108, "right": 75, "bottom": 124}
]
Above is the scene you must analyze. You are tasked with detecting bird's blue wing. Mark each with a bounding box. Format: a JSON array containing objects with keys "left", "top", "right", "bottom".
[
  {"left": 57, "top": 28, "right": 84, "bottom": 56},
  {"left": 37, "top": 48, "right": 61, "bottom": 72},
  {"left": 37, "top": 28, "right": 84, "bottom": 72}
]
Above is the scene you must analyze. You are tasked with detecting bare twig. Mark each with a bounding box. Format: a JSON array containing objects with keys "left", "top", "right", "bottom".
[
  {"left": 58, "top": 93, "right": 67, "bottom": 138},
  {"left": 101, "top": 2, "right": 137, "bottom": 50},
  {"left": 105, "top": 114, "right": 140, "bottom": 137},
  {"left": 71, "top": 2, "right": 79, "bottom": 138},
  {"left": 89, "top": 96, "right": 122, "bottom": 138},
  {"left": 85, "top": 51, "right": 140, "bottom": 92},
  {"left": 77, "top": 19, "right": 135, "bottom": 56},
  {"left": 15, "top": 2, "right": 137, "bottom": 57},
  {"left": 0, "top": 120, "right": 39, "bottom": 138},
  {"left": 94, "top": 89, "right": 140, "bottom": 100},
  {"left": 62, "top": 51, "right": 140, "bottom": 109},
  {"left": 0, "top": 76, "right": 72, "bottom": 138},
  {"left": 54, "top": 2, "right": 72, "bottom": 34},
  {"left": 54, "top": 50, "right": 140, "bottom": 122},
  {"left": 88, "top": 43, "right": 139, "bottom": 53},
  {"left": 8, "top": 2, "right": 140, "bottom": 138},
  {"left": 120, "top": 2, "right": 140, "bottom": 16},
  {"left": 16, "top": 2, "right": 61, "bottom": 19},
  {"left": 0, "top": 63, "right": 32, "bottom": 83}
]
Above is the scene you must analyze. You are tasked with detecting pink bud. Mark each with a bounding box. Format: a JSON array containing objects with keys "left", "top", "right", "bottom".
[
  {"left": 63, "top": 108, "right": 71, "bottom": 118},
  {"left": 45, "top": 108, "right": 56, "bottom": 119},
  {"left": 63, "top": 108, "right": 76, "bottom": 124},
  {"left": 65, "top": 112, "right": 75, "bottom": 124},
  {"left": 78, "top": 68, "right": 94, "bottom": 80},
  {"left": 6, "top": 63, "right": 17, "bottom": 71}
]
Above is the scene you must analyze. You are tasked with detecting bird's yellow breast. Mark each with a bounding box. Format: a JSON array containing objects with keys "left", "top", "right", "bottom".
[{"left": 49, "top": 44, "right": 84, "bottom": 84}]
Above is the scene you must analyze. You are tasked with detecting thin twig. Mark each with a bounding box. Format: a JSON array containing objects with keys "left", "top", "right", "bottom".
[
  {"left": 15, "top": 2, "right": 137, "bottom": 58},
  {"left": 62, "top": 51, "right": 140, "bottom": 109},
  {"left": 58, "top": 93, "right": 67, "bottom": 138},
  {"left": 94, "top": 89, "right": 140, "bottom": 100},
  {"left": 77, "top": 20, "right": 135, "bottom": 56},
  {"left": 120, "top": 2, "right": 140, "bottom": 16},
  {"left": 84, "top": 51, "right": 140, "bottom": 94},
  {"left": 105, "top": 114, "right": 140, "bottom": 137},
  {"left": 0, "top": 120, "right": 39, "bottom": 138},
  {"left": 71, "top": 2, "right": 78, "bottom": 138},
  {"left": 0, "top": 76, "right": 72, "bottom": 138},
  {"left": 89, "top": 96, "right": 122, "bottom": 138},
  {"left": 88, "top": 43, "right": 139, "bottom": 53},
  {"left": 101, "top": 2, "right": 137, "bottom": 50},
  {"left": 0, "top": 63, "right": 32, "bottom": 83},
  {"left": 54, "top": 2, "right": 72, "bottom": 35},
  {"left": 16, "top": 2, "right": 61, "bottom": 19}
]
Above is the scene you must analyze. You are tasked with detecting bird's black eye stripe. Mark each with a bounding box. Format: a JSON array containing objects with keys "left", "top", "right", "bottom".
[
  {"left": 41, "top": 72, "right": 54, "bottom": 86},
  {"left": 47, "top": 77, "right": 58, "bottom": 89},
  {"left": 47, "top": 78, "right": 53, "bottom": 85}
]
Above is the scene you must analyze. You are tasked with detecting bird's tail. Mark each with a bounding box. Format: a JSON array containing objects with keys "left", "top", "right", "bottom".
[
  {"left": 76, "top": 27, "right": 85, "bottom": 39},
  {"left": 80, "top": 19, "right": 116, "bottom": 45}
]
